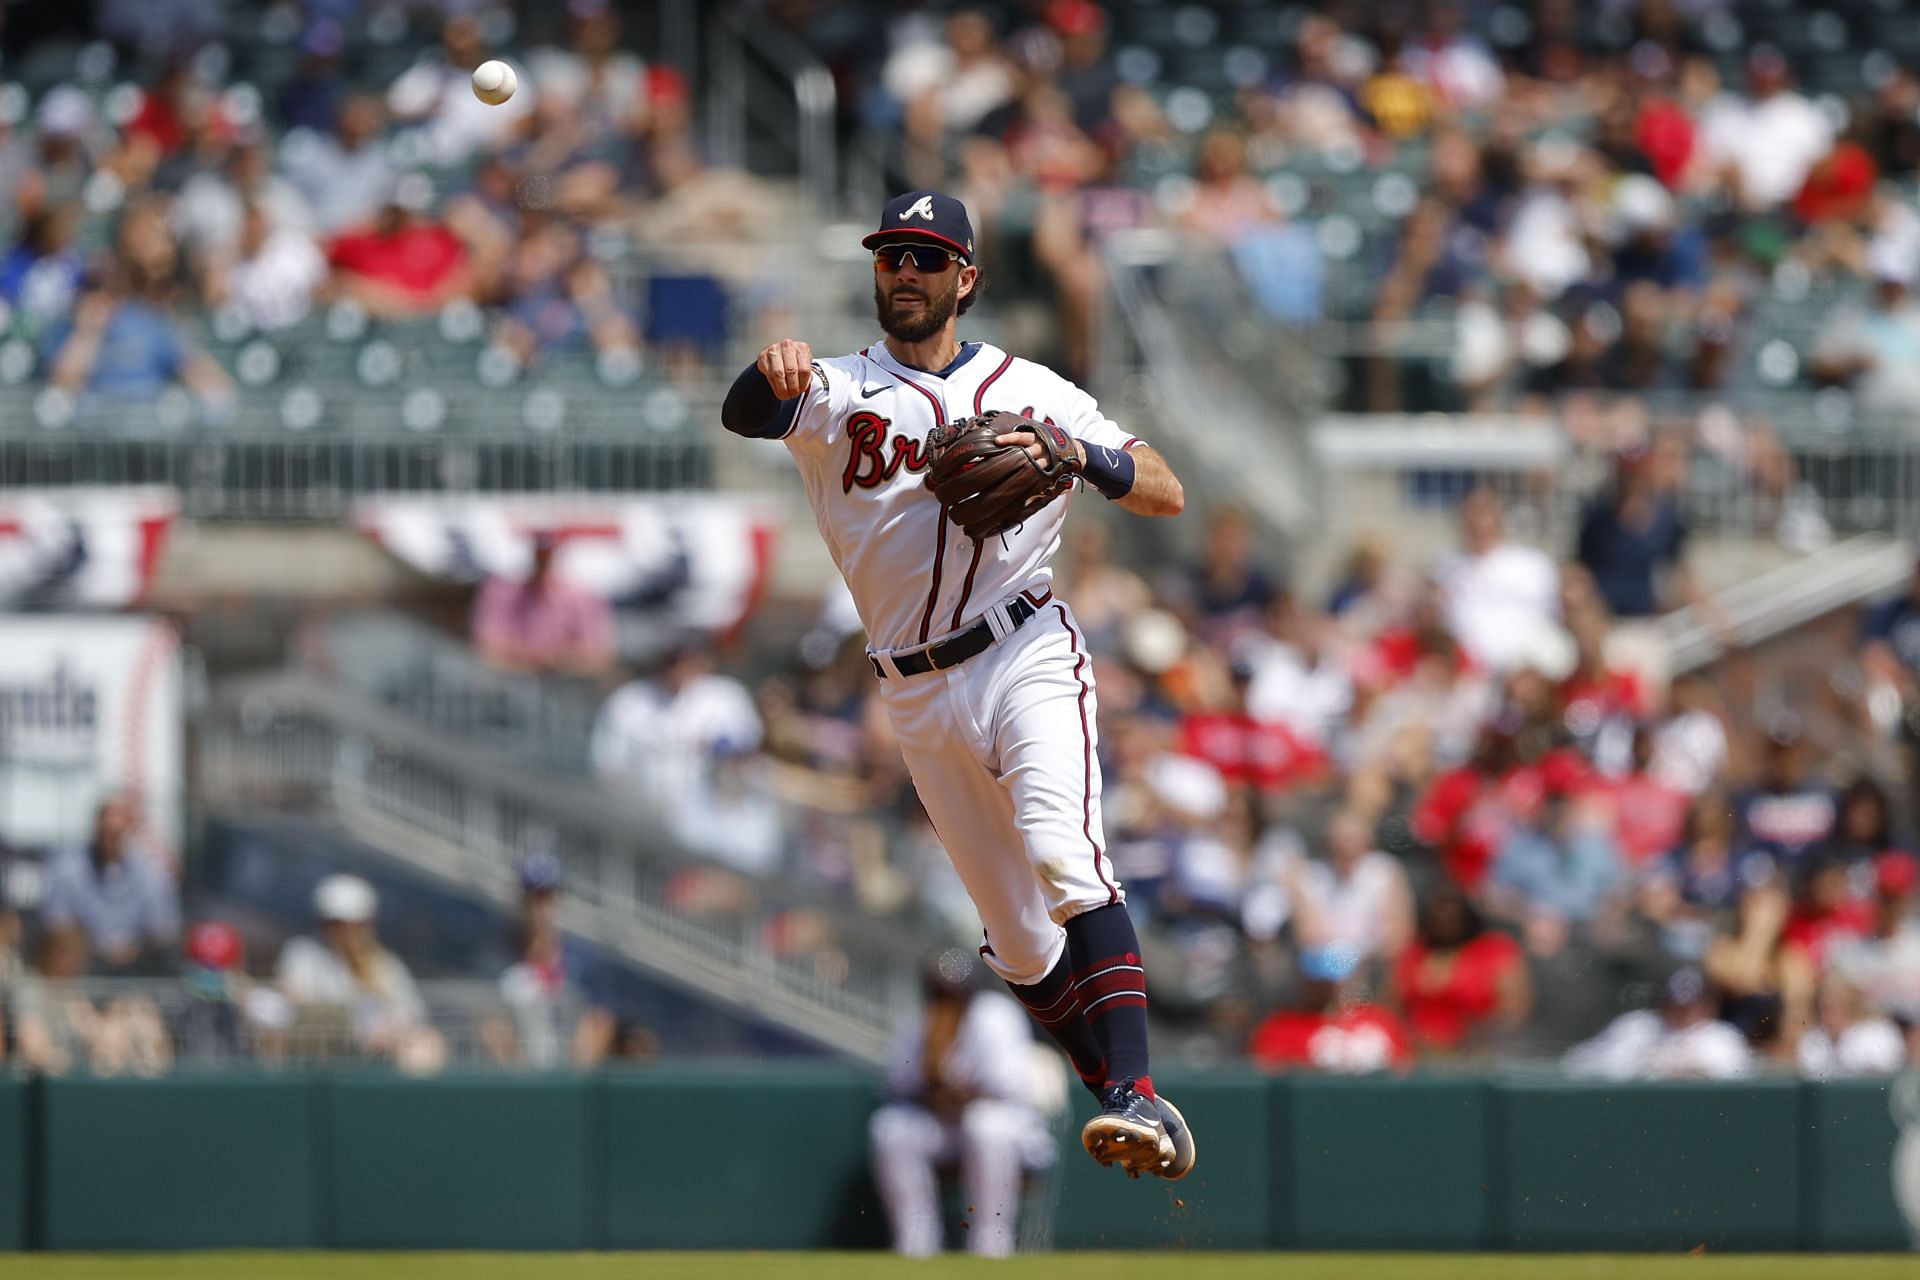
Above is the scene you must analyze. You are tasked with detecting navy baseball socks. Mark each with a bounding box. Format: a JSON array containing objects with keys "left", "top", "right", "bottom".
[
  {"left": 1004, "top": 951, "right": 1109, "bottom": 1096},
  {"left": 1004, "top": 906, "right": 1196, "bottom": 1179},
  {"left": 1065, "top": 903, "right": 1196, "bottom": 1181}
]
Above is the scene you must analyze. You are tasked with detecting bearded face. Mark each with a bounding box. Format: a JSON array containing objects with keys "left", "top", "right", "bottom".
[{"left": 874, "top": 266, "right": 964, "bottom": 342}]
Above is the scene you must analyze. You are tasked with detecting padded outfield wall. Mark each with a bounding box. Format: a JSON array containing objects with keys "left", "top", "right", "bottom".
[{"left": 0, "top": 1067, "right": 1911, "bottom": 1252}]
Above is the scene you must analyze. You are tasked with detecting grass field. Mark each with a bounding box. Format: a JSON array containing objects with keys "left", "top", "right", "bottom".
[{"left": 6, "top": 1255, "right": 1920, "bottom": 1279}]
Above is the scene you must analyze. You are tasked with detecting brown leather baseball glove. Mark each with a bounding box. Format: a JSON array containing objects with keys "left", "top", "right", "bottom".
[{"left": 924, "top": 410, "right": 1083, "bottom": 541}]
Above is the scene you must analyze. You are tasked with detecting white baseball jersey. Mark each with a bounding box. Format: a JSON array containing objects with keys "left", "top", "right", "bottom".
[{"left": 778, "top": 341, "right": 1145, "bottom": 654}]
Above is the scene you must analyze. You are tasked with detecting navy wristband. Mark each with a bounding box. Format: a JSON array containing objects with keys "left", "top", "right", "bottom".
[{"left": 1079, "top": 440, "right": 1136, "bottom": 500}]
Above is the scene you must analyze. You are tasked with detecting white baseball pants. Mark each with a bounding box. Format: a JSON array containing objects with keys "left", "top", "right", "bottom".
[
  {"left": 868, "top": 1099, "right": 1048, "bottom": 1257},
  {"left": 871, "top": 591, "right": 1124, "bottom": 984}
]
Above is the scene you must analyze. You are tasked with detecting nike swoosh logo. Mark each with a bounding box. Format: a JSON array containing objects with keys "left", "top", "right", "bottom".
[{"left": 859, "top": 383, "right": 890, "bottom": 398}]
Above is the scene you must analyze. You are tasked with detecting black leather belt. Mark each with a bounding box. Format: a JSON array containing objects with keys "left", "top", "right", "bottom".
[{"left": 871, "top": 595, "right": 1039, "bottom": 678}]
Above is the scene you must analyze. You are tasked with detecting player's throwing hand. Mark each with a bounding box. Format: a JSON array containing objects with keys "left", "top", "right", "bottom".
[{"left": 757, "top": 339, "right": 814, "bottom": 399}]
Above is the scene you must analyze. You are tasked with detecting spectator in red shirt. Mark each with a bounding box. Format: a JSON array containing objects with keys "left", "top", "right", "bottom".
[
  {"left": 1793, "top": 133, "right": 1879, "bottom": 227},
  {"left": 1389, "top": 884, "right": 1531, "bottom": 1054},
  {"left": 1247, "top": 947, "right": 1414, "bottom": 1074},
  {"left": 326, "top": 176, "right": 473, "bottom": 318},
  {"left": 1635, "top": 93, "right": 1696, "bottom": 190},
  {"left": 1559, "top": 579, "right": 1649, "bottom": 760},
  {"left": 124, "top": 62, "right": 199, "bottom": 162},
  {"left": 1593, "top": 727, "right": 1690, "bottom": 867},
  {"left": 1411, "top": 723, "right": 1527, "bottom": 889},
  {"left": 1353, "top": 578, "right": 1468, "bottom": 691},
  {"left": 1781, "top": 855, "right": 1873, "bottom": 973}
]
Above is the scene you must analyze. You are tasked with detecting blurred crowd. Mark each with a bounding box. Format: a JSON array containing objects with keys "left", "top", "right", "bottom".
[
  {"left": 15, "top": 470, "right": 1919, "bottom": 1082},
  {"left": 779, "top": 0, "right": 1920, "bottom": 453},
  {"left": 413, "top": 0, "right": 1920, "bottom": 1078},
  {"left": 549, "top": 461, "right": 1920, "bottom": 1080},
  {"left": 0, "top": 799, "right": 632, "bottom": 1078},
  {"left": 0, "top": 0, "right": 777, "bottom": 429},
  {"left": 13, "top": 0, "right": 1920, "bottom": 1086}
]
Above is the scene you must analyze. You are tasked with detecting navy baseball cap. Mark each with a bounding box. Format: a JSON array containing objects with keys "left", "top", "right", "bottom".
[{"left": 862, "top": 191, "right": 976, "bottom": 263}]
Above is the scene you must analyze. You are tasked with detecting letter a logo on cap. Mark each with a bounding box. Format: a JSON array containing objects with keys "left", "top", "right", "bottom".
[{"left": 900, "top": 195, "right": 937, "bottom": 222}]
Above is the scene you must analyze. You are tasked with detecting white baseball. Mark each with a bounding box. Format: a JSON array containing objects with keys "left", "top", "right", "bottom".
[{"left": 471, "top": 60, "right": 517, "bottom": 106}]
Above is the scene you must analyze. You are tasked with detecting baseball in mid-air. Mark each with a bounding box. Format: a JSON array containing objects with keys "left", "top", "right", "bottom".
[{"left": 471, "top": 60, "right": 517, "bottom": 106}]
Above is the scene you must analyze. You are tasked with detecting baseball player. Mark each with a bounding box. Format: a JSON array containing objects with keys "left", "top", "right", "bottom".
[
  {"left": 869, "top": 955, "right": 1057, "bottom": 1257},
  {"left": 721, "top": 190, "right": 1194, "bottom": 1179}
]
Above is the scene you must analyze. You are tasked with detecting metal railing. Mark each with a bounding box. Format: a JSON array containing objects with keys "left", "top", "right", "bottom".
[
  {"left": 705, "top": 5, "right": 838, "bottom": 213},
  {"left": 1659, "top": 534, "right": 1912, "bottom": 673},
  {"left": 1096, "top": 231, "right": 1321, "bottom": 540},
  {"left": 198, "top": 672, "right": 914, "bottom": 1062},
  {"left": 1304, "top": 410, "right": 1920, "bottom": 545},
  {"left": 1306, "top": 411, "right": 1587, "bottom": 549},
  {"left": 301, "top": 612, "right": 601, "bottom": 772},
  {"left": 0, "top": 424, "right": 716, "bottom": 519}
]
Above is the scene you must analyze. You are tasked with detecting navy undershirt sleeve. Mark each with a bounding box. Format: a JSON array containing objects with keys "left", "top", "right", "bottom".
[{"left": 720, "top": 361, "right": 799, "bottom": 439}]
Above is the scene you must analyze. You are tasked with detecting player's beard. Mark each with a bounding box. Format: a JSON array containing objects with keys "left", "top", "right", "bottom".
[{"left": 875, "top": 273, "right": 960, "bottom": 343}]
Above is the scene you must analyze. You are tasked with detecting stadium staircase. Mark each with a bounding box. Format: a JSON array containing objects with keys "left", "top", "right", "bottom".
[{"left": 198, "top": 659, "right": 922, "bottom": 1064}]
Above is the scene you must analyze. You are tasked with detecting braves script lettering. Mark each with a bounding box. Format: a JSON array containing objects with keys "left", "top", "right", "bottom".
[{"left": 841, "top": 412, "right": 933, "bottom": 492}]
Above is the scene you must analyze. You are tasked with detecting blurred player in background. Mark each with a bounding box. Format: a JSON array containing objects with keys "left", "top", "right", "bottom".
[{"left": 869, "top": 952, "right": 1060, "bottom": 1257}]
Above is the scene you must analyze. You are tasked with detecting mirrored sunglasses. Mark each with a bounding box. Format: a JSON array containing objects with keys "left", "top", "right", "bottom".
[{"left": 873, "top": 244, "right": 962, "bottom": 272}]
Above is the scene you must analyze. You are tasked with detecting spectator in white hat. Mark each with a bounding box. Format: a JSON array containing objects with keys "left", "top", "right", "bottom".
[{"left": 276, "top": 873, "right": 445, "bottom": 1074}]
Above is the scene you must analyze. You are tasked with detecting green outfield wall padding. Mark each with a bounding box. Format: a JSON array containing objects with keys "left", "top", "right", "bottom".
[
  {"left": 1802, "top": 1080, "right": 1907, "bottom": 1251},
  {"left": 1287, "top": 1075, "right": 1492, "bottom": 1249},
  {"left": 602, "top": 1063, "right": 886, "bottom": 1249},
  {"left": 1050, "top": 1071, "right": 1271, "bottom": 1250},
  {"left": 8, "top": 1070, "right": 1916, "bottom": 1252},
  {"left": 38, "top": 1074, "right": 317, "bottom": 1249},
  {"left": 0, "top": 1079, "right": 25, "bottom": 1251},
  {"left": 325, "top": 1074, "right": 596, "bottom": 1249},
  {"left": 1496, "top": 1079, "right": 1803, "bottom": 1251}
]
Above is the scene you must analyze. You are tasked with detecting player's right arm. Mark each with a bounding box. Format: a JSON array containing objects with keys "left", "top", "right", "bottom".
[{"left": 720, "top": 339, "right": 817, "bottom": 439}]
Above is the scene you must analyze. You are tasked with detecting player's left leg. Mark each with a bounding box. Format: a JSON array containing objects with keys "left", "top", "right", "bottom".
[{"left": 975, "top": 597, "right": 1196, "bottom": 1180}]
